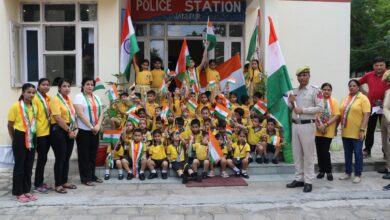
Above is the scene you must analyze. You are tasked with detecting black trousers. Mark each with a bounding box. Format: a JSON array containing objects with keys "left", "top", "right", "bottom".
[
  {"left": 12, "top": 130, "right": 36, "bottom": 196},
  {"left": 365, "top": 112, "right": 381, "bottom": 153},
  {"left": 50, "top": 125, "right": 74, "bottom": 187},
  {"left": 34, "top": 135, "right": 51, "bottom": 187},
  {"left": 76, "top": 129, "right": 99, "bottom": 183},
  {"left": 315, "top": 136, "right": 333, "bottom": 173}
]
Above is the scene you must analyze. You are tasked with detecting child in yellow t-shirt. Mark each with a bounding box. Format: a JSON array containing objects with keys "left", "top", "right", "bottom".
[
  {"left": 147, "top": 129, "right": 169, "bottom": 179},
  {"left": 110, "top": 92, "right": 130, "bottom": 129},
  {"left": 229, "top": 130, "right": 250, "bottom": 179},
  {"left": 145, "top": 90, "right": 159, "bottom": 118},
  {"left": 133, "top": 59, "right": 153, "bottom": 102},
  {"left": 192, "top": 135, "right": 210, "bottom": 179},
  {"left": 197, "top": 92, "right": 212, "bottom": 115},
  {"left": 246, "top": 116, "right": 263, "bottom": 163},
  {"left": 104, "top": 141, "right": 124, "bottom": 180},
  {"left": 258, "top": 118, "right": 281, "bottom": 164}
]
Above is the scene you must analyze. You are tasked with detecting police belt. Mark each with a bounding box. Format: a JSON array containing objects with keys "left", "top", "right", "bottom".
[{"left": 292, "top": 119, "right": 315, "bottom": 124}]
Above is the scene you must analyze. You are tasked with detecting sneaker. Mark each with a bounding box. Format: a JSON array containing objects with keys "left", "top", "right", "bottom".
[
  {"left": 263, "top": 157, "right": 269, "bottom": 164},
  {"left": 221, "top": 171, "right": 229, "bottom": 178},
  {"left": 161, "top": 173, "right": 168, "bottom": 179},
  {"left": 241, "top": 172, "right": 249, "bottom": 179},
  {"left": 126, "top": 173, "right": 133, "bottom": 180},
  {"left": 271, "top": 158, "right": 278, "bottom": 164},
  {"left": 338, "top": 173, "right": 351, "bottom": 180},
  {"left": 24, "top": 193, "right": 38, "bottom": 201},
  {"left": 139, "top": 173, "right": 145, "bottom": 181},
  {"left": 255, "top": 157, "right": 263, "bottom": 164},
  {"left": 16, "top": 194, "right": 30, "bottom": 203},
  {"left": 34, "top": 186, "right": 49, "bottom": 194},
  {"left": 207, "top": 171, "right": 215, "bottom": 177},
  {"left": 104, "top": 174, "right": 110, "bottom": 180},
  {"left": 383, "top": 184, "right": 390, "bottom": 191},
  {"left": 352, "top": 176, "right": 361, "bottom": 184},
  {"left": 148, "top": 173, "right": 158, "bottom": 179}
]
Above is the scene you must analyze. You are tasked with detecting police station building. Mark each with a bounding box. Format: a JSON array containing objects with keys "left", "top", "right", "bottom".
[{"left": 0, "top": 0, "right": 351, "bottom": 158}]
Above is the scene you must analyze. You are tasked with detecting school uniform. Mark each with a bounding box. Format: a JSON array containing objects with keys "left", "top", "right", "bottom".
[
  {"left": 167, "top": 144, "right": 187, "bottom": 174},
  {"left": 106, "top": 145, "right": 124, "bottom": 168},
  {"left": 231, "top": 142, "right": 250, "bottom": 167},
  {"left": 149, "top": 144, "right": 168, "bottom": 168},
  {"left": 192, "top": 143, "right": 209, "bottom": 166},
  {"left": 135, "top": 64, "right": 153, "bottom": 102}
]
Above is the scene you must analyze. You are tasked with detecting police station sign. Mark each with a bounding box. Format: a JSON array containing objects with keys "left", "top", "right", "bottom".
[{"left": 131, "top": 0, "right": 246, "bottom": 22}]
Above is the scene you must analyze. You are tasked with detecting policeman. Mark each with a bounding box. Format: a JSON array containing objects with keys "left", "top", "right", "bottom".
[{"left": 287, "top": 66, "right": 323, "bottom": 193}]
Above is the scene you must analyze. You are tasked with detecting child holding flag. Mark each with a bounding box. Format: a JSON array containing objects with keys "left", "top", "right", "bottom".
[
  {"left": 209, "top": 133, "right": 229, "bottom": 178},
  {"left": 104, "top": 141, "right": 124, "bottom": 180},
  {"left": 192, "top": 136, "right": 211, "bottom": 179},
  {"left": 258, "top": 118, "right": 281, "bottom": 164}
]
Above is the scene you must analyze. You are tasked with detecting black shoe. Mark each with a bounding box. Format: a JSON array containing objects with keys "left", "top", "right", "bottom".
[
  {"left": 255, "top": 157, "right": 263, "bottom": 164},
  {"left": 235, "top": 171, "right": 241, "bottom": 177},
  {"left": 248, "top": 157, "right": 253, "bottom": 163},
  {"left": 264, "top": 157, "right": 269, "bottom": 164},
  {"left": 126, "top": 173, "right": 132, "bottom": 180},
  {"left": 139, "top": 173, "right": 145, "bottom": 181},
  {"left": 104, "top": 174, "right": 110, "bottom": 180},
  {"left": 202, "top": 172, "right": 208, "bottom": 179},
  {"left": 118, "top": 174, "right": 123, "bottom": 180},
  {"left": 161, "top": 173, "right": 168, "bottom": 179},
  {"left": 327, "top": 173, "right": 333, "bottom": 181},
  {"left": 303, "top": 183, "right": 312, "bottom": 193},
  {"left": 286, "top": 180, "right": 305, "bottom": 188},
  {"left": 196, "top": 174, "right": 202, "bottom": 182},
  {"left": 271, "top": 158, "right": 278, "bottom": 164},
  {"left": 241, "top": 172, "right": 249, "bottom": 179},
  {"left": 383, "top": 184, "right": 390, "bottom": 191},
  {"left": 182, "top": 174, "right": 188, "bottom": 184},
  {"left": 316, "top": 172, "right": 325, "bottom": 179},
  {"left": 148, "top": 172, "right": 158, "bottom": 179},
  {"left": 383, "top": 173, "right": 390, "bottom": 179},
  {"left": 378, "top": 168, "right": 389, "bottom": 174},
  {"left": 191, "top": 172, "right": 197, "bottom": 178}
]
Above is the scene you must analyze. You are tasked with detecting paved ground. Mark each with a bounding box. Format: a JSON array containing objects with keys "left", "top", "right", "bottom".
[{"left": 0, "top": 132, "right": 389, "bottom": 219}]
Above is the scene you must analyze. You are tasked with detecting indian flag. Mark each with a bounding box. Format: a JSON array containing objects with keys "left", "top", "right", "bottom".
[
  {"left": 227, "top": 78, "right": 236, "bottom": 86},
  {"left": 127, "top": 112, "right": 140, "bottom": 125},
  {"left": 208, "top": 131, "right": 223, "bottom": 163},
  {"left": 165, "top": 68, "right": 176, "bottom": 77},
  {"left": 206, "top": 17, "right": 216, "bottom": 51},
  {"left": 107, "top": 84, "right": 119, "bottom": 101},
  {"left": 246, "top": 8, "right": 261, "bottom": 62},
  {"left": 103, "top": 130, "right": 122, "bottom": 143},
  {"left": 208, "top": 80, "right": 216, "bottom": 87},
  {"left": 214, "top": 104, "right": 229, "bottom": 120},
  {"left": 271, "top": 136, "right": 281, "bottom": 146},
  {"left": 199, "top": 54, "right": 247, "bottom": 101},
  {"left": 120, "top": 1, "right": 139, "bottom": 81},
  {"left": 126, "top": 105, "right": 137, "bottom": 114},
  {"left": 160, "top": 105, "right": 172, "bottom": 121},
  {"left": 160, "top": 82, "right": 168, "bottom": 93},
  {"left": 93, "top": 77, "right": 105, "bottom": 91},
  {"left": 175, "top": 38, "right": 190, "bottom": 82},
  {"left": 253, "top": 100, "right": 267, "bottom": 115},
  {"left": 187, "top": 98, "right": 198, "bottom": 110},
  {"left": 226, "top": 124, "right": 233, "bottom": 136},
  {"left": 267, "top": 16, "right": 293, "bottom": 163}
]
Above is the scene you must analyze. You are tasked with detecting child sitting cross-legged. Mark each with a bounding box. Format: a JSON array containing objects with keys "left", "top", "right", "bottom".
[{"left": 147, "top": 129, "right": 169, "bottom": 179}]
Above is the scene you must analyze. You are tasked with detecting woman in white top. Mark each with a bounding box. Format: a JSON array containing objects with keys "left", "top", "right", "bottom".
[{"left": 74, "top": 77, "right": 104, "bottom": 186}]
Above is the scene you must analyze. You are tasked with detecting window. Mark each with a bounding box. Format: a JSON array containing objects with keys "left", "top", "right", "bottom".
[{"left": 11, "top": 3, "right": 98, "bottom": 86}]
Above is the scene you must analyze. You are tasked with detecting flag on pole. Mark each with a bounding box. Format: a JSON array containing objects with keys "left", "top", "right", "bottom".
[
  {"left": 214, "top": 104, "right": 230, "bottom": 120},
  {"left": 253, "top": 100, "right": 268, "bottom": 115},
  {"left": 160, "top": 105, "right": 172, "bottom": 121},
  {"left": 226, "top": 124, "right": 233, "bottom": 136},
  {"left": 246, "top": 8, "right": 261, "bottom": 62},
  {"left": 227, "top": 78, "right": 236, "bottom": 86},
  {"left": 206, "top": 17, "right": 217, "bottom": 51},
  {"left": 107, "top": 84, "right": 119, "bottom": 101},
  {"left": 208, "top": 131, "right": 223, "bottom": 163},
  {"left": 103, "top": 130, "right": 122, "bottom": 143},
  {"left": 120, "top": 1, "right": 139, "bottom": 81},
  {"left": 160, "top": 81, "right": 168, "bottom": 93},
  {"left": 93, "top": 77, "right": 105, "bottom": 91},
  {"left": 127, "top": 112, "right": 140, "bottom": 125},
  {"left": 126, "top": 105, "right": 137, "bottom": 114},
  {"left": 187, "top": 98, "right": 198, "bottom": 110},
  {"left": 175, "top": 38, "right": 191, "bottom": 82},
  {"left": 267, "top": 16, "right": 293, "bottom": 163}
]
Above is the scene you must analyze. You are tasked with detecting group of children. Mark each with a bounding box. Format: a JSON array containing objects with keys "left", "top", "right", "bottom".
[{"left": 104, "top": 88, "right": 284, "bottom": 184}]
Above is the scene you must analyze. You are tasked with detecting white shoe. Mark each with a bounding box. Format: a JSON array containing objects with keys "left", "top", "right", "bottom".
[
  {"left": 338, "top": 173, "right": 351, "bottom": 180},
  {"left": 353, "top": 176, "right": 361, "bottom": 184}
]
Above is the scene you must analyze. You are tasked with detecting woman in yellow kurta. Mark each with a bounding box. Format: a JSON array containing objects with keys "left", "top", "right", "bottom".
[
  {"left": 32, "top": 78, "right": 52, "bottom": 193},
  {"left": 314, "top": 83, "right": 340, "bottom": 181},
  {"left": 50, "top": 78, "right": 78, "bottom": 194},
  {"left": 133, "top": 58, "right": 153, "bottom": 102},
  {"left": 8, "top": 83, "right": 38, "bottom": 202}
]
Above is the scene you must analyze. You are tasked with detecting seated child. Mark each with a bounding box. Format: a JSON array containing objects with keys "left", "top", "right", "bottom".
[
  {"left": 121, "top": 129, "right": 148, "bottom": 181},
  {"left": 246, "top": 116, "right": 263, "bottom": 163},
  {"left": 209, "top": 133, "right": 230, "bottom": 178},
  {"left": 147, "top": 129, "right": 169, "bottom": 179},
  {"left": 104, "top": 142, "right": 124, "bottom": 180},
  {"left": 192, "top": 135, "right": 210, "bottom": 179},
  {"left": 258, "top": 118, "right": 281, "bottom": 164},
  {"left": 110, "top": 92, "right": 130, "bottom": 129},
  {"left": 229, "top": 130, "right": 250, "bottom": 179}
]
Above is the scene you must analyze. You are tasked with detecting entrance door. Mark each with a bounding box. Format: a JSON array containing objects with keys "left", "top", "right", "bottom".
[{"left": 168, "top": 40, "right": 204, "bottom": 70}]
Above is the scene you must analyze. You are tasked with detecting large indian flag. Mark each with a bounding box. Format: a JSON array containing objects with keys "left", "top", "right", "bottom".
[
  {"left": 120, "top": 2, "right": 139, "bottom": 81},
  {"left": 174, "top": 38, "right": 191, "bottom": 85},
  {"left": 266, "top": 16, "right": 293, "bottom": 163},
  {"left": 246, "top": 8, "right": 261, "bottom": 62},
  {"left": 206, "top": 17, "right": 216, "bottom": 51}
]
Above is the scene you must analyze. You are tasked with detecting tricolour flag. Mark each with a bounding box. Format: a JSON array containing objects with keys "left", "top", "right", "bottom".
[
  {"left": 266, "top": 16, "right": 293, "bottom": 163},
  {"left": 127, "top": 112, "right": 140, "bottom": 125},
  {"left": 227, "top": 78, "right": 236, "bottom": 86},
  {"left": 107, "top": 84, "right": 119, "bottom": 101},
  {"left": 103, "top": 130, "right": 122, "bottom": 143},
  {"left": 271, "top": 136, "right": 281, "bottom": 146},
  {"left": 206, "top": 17, "right": 217, "bottom": 51},
  {"left": 120, "top": 1, "right": 139, "bottom": 81},
  {"left": 160, "top": 105, "right": 172, "bottom": 121},
  {"left": 246, "top": 8, "right": 261, "bottom": 62},
  {"left": 226, "top": 124, "right": 233, "bottom": 136},
  {"left": 93, "top": 77, "right": 105, "bottom": 91},
  {"left": 175, "top": 38, "right": 190, "bottom": 82},
  {"left": 253, "top": 100, "right": 267, "bottom": 115},
  {"left": 208, "top": 131, "right": 223, "bottom": 163},
  {"left": 214, "top": 104, "right": 230, "bottom": 120},
  {"left": 187, "top": 98, "right": 198, "bottom": 110},
  {"left": 160, "top": 81, "right": 168, "bottom": 93},
  {"left": 126, "top": 105, "right": 137, "bottom": 114},
  {"left": 199, "top": 54, "right": 247, "bottom": 101}
]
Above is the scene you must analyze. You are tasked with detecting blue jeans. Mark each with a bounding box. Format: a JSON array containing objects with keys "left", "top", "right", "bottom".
[{"left": 342, "top": 138, "right": 363, "bottom": 176}]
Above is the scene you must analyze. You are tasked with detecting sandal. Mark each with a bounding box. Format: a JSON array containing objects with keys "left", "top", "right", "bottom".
[
  {"left": 63, "top": 183, "right": 77, "bottom": 189},
  {"left": 55, "top": 186, "right": 67, "bottom": 194},
  {"left": 83, "top": 181, "right": 95, "bottom": 186},
  {"left": 24, "top": 193, "right": 38, "bottom": 201},
  {"left": 16, "top": 194, "right": 30, "bottom": 203},
  {"left": 93, "top": 178, "right": 103, "bottom": 183}
]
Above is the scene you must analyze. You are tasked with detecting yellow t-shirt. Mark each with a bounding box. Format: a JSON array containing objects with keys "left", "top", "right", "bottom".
[
  {"left": 247, "top": 126, "right": 262, "bottom": 145},
  {"left": 197, "top": 102, "right": 212, "bottom": 115},
  {"left": 248, "top": 68, "right": 263, "bottom": 85},
  {"left": 232, "top": 133, "right": 239, "bottom": 143},
  {"left": 205, "top": 67, "right": 220, "bottom": 83},
  {"left": 193, "top": 143, "right": 208, "bottom": 160},
  {"left": 259, "top": 128, "right": 280, "bottom": 144},
  {"left": 340, "top": 93, "right": 371, "bottom": 139},
  {"left": 8, "top": 101, "right": 37, "bottom": 132},
  {"left": 180, "top": 129, "right": 203, "bottom": 143},
  {"left": 146, "top": 102, "right": 159, "bottom": 117},
  {"left": 221, "top": 145, "right": 228, "bottom": 156},
  {"left": 172, "top": 97, "right": 182, "bottom": 117},
  {"left": 315, "top": 97, "right": 340, "bottom": 138},
  {"left": 148, "top": 144, "right": 167, "bottom": 160},
  {"left": 151, "top": 69, "right": 166, "bottom": 88},
  {"left": 33, "top": 94, "right": 51, "bottom": 137},
  {"left": 135, "top": 64, "right": 153, "bottom": 85},
  {"left": 185, "top": 66, "right": 201, "bottom": 86},
  {"left": 50, "top": 95, "right": 74, "bottom": 124},
  {"left": 231, "top": 142, "right": 250, "bottom": 158},
  {"left": 166, "top": 144, "right": 186, "bottom": 162},
  {"left": 106, "top": 145, "right": 124, "bottom": 159}
]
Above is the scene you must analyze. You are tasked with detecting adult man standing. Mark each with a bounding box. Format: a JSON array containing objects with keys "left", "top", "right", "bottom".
[
  {"left": 359, "top": 57, "right": 388, "bottom": 158},
  {"left": 287, "top": 66, "right": 323, "bottom": 193}
]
